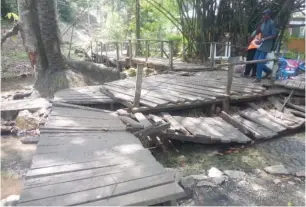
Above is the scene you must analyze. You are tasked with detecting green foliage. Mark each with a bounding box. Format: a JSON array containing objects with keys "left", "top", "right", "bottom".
[
  {"left": 5, "top": 12, "right": 19, "bottom": 21},
  {"left": 283, "top": 50, "right": 305, "bottom": 60},
  {"left": 1, "top": 0, "right": 18, "bottom": 18},
  {"left": 58, "top": 0, "right": 75, "bottom": 23},
  {"left": 166, "top": 34, "right": 182, "bottom": 55}
]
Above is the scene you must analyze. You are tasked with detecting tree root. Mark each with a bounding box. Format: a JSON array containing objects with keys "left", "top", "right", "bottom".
[{"left": 34, "top": 69, "right": 87, "bottom": 98}]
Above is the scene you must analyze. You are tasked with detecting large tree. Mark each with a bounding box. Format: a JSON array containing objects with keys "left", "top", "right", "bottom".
[{"left": 16, "top": 0, "right": 85, "bottom": 97}]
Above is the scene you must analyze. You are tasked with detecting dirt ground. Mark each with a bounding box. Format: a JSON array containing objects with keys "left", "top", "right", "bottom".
[{"left": 1, "top": 137, "right": 36, "bottom": 199}]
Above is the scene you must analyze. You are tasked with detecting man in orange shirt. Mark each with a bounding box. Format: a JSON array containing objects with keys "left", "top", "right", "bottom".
[{"left": 242, "top": 24, "right": 262, "bottom": 77}]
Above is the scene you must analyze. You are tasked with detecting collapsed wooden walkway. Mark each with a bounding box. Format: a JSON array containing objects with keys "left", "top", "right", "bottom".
[
  {"left": 100, "top": 72, "right": 286, "bottom": 112},
  {"left": 17, "top": 105, "right": 185, "bottom": 206}
]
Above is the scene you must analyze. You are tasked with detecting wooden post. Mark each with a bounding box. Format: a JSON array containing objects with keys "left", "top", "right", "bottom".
[
  {"left": 100, "top": 42, "right": 103, "bottom": 63},
  {"left": 223, "top": 64, "right": 234, "bottom": 112},
  {"left": 116, "top": 42, "right": 120, "bottom": 70},
  {"left": 90, "top": 41, "right": 93, "bottom": 60},
  {"left": 128, "top": 39, "right": 132, "bottom": 67},
  {"left": 169, "top": 40, "right": 173, "bottom": 70},
  {"left": 67, "top": 24, "right": 74, "bottom": 58},
  {"left": 136, "top": 0, "right": 140, "bottom": 56},
  {"left": 210, "top": 42, "right": 216, "bottom": 68},
  {"left": 134, "top": 64, "right": 144, "bottom": 107},
  {"left": 105, "top": 43, "right": 109, "bottom": 66},
  {"left": 281, "top": 89, "right": 294, "bottom": 112},
  {"left": 145, "top": 40, "right": 149, "bottom": 67},
  {"left": 160, "top": 41, "right": 164, "bottom": 57}
]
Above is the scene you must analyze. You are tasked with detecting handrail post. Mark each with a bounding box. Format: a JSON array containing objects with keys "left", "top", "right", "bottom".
[
  {"left": 169, "top": 40, "right": 173, "bottom": 70},
  {"left": 116, "top": 42, "right": 120, "bottom": 70},
  {"left": 90, "top": 41, "right": 93, "bottom": 60},
  {"left": 145, "top": 40, "right": 149, "bottom": 67},
  {"left": 223, "top": 63, "right": 234, "bottom": 112},
  {"left": 210, "top": 42, "right": 216, "bottom": 68},
  {"left": 100, "top": 42, "right": 103, "bottom": 63},
  {"left": 105, "top": 43, "right": 109, "bottom": 66},
  {"left": 128, "top": 40, "right": 132, "bottom": 67},
  {"left": 134, "top": 64, "right": 144, "bottom": 107},
  {"left": 160, "top": 41, "right": 164, "bottom": 58}
]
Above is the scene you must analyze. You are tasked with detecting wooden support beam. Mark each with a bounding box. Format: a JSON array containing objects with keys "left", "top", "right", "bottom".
[
  {"left": 67, "top": 24, "right": 75, "bottom": 58},
  {"left": 128, "top": 40, "right": 132, "bottom": 67},
  {"left": 115, "top": 42, "right": 120, "bottom": 70},
  {"left": 210, "top": 42, "right": 216, "bottom": 68},
  {"left": 100, "top": 43, "right": 103, "bottom": 63},
  {"left": 105, "top": 43, "right": 109, "bottom": 66},
  {"left": 145, "top": 40, "right": 149, "bottom": 67},
  {"left": 169, "top": 40, "right": 173, "bottom": 70},
  {"left": 281, "top": 89, "right": 294, "bottom": 112},
  {"left": 225, "top": 64, "right": 234, "bottom": 95},
  {"left": 160, "top": 41, "right": 164, "bottom": 58},
  {"left": 133, "top": 64, "right": 144, "bottom": 107}
]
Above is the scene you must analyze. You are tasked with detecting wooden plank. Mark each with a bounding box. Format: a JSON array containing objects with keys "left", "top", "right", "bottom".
[
  {"left": 119, "top": 116, "right": 144, "bottom": 129},
  {"left": 18, "top": 172, "right": 175, "bottom": 206},
  {"left": 267, "top": 97, "right": 293, "bottom": 115},
  {"left": 84, "top": 182, "right": 185, "bottom": 206},
  {"left": 27, "top": 150, "right": 156, "bottom": 179},
  {"left": 232, "top": 115, "right": 276, "bottom": 139},
  {"left": 134, "top": 112, "right": 152, "bottom": 128},
  {"left": 161, "top": 132, "right": 218, "bottom": 144},
  {"left": 239, "top": 108, "right": 287, "bottom": 133},
  {"left": 206, "top": 117, "right": 251, "bottom": 143},
  {"left": 1, "top": 98, "right": 51, "bottom": 112},
  {"left": 20, "top": 164, "right": 166, "bottom": 202},
  {"left": 134, "top": 64, "right": 144, "bottom": 107},
  {"left": 219, "top": 111, "right": 249, "bottom": 135},
  {"left": 173, "top": 116, "right": 231, "bottom": 143},
  {"left": 134, "top": 123, "right": 170, "bottom": 138},
  {"left": 160, "top": 112, "right": 190, "bottom": 135},
  {"left": 30, "top": 147, "right": 151, "bottom": 170}
]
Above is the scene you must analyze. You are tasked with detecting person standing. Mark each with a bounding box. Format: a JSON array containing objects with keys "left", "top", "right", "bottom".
[
  {"left": 253, "top": 9, "right": 277, "bottom": 82},
  {"left": 242, "top": 24, "right": 262, "bottom": 77}
]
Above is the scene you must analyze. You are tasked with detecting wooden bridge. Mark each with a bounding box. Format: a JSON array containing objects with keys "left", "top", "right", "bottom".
[{"left": 17, "top": 105, "right": 185, "bottom": 206}]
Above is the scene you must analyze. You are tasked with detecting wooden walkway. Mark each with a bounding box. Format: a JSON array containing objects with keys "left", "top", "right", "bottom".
[
  {"left": 100, "top": 72, "right": 286, "bottom": 112},
  {"left": 274, "top": 73, "right": 305, "bottom": 91},
  {"left": 17, "top": 105, "right": 185, "bottom": 206}
]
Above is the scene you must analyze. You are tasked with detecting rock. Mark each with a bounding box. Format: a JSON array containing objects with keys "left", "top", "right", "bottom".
[
  {"left": 295, "top": 170, "right": 305, "bottom": 177},
  {"left": 264, "top": 165, "right": 290, "bottom": 175},
  {"left": 1, "top": 126, "right": 12, "bottom": 135},
  {"left": 20, "top": 136, "right": 40, "bottom": 144},
  {"left": 238, "top": 180, "right": 248, "bottom": 186},
  {"left": 116, "top": 109, "right": 130, "bottom": 117},
  {"left": 273, "top": 179, "right": 281, "bottom": 185},
  {"left": 120, "top": 72, "right": 127, "bottom": 79},
  {"left": 288, "top": 181, "right": 295, "bottom": 185},
  {"left": 15, "top": 110, "right": 40, "bottom": 130},
  {"left": 190, "top": 174, "right": 207, "bottom": 181},
  {"left": 180, "top": 176, "right": 195, "bottom": 189},
  {"left": 196, "top": 176, "right": 226, "bottom": 187},
  {"left": 34, "top": 107, "right": 48, "bottom": 117},
  {"left": 208, "top": 167, "right": 223, "bottom": 178},
  {"left": 252, "top": 169, "right": 262, "bottom": 175},
  {"left": 1, "top": 195, "right": 20, "bottom": 206},
  {"left": 165, "top": 168, "right": 183, "bottom": 183},
  {"left": 13, "top": 91, "right": 32, "bottom": 100},
  {"left": 224, "top": 170, "right": 246, "bottom": 180}
]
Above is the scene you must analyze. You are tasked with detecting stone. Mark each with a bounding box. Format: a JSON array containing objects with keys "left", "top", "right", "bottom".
[
  {"left": 238, "top": 180, "right": 248, "bottom": 186},
  {"left": 15, "top": 110, "right": 40, "bottom": 130},
  {"left": 190, "top": 174, "right": 207, "bottom": 181},
  {"left": 34, "top": 107, "right": 48, "bottom": 117},
  {"left": 208, "top": 167, "right": 223, "bottom": 178},
  {"left": 165, "top": 168, "right": 183, "bottom": 183},
  {"left": 264, "top": 165, "right": 290, "bottom": 175},
  {"left": 252, "top": 169, "right": 262, "bottom": 175},
  {"left": 196, "top": 176, "right": 226, "bottom": 187},
  {"left": 116, "top": 109, "right": 130, "bottom": 117},
  {"left": 180, "top": 176, "right": 195, "bottom": 189},
  {"left": 295, "top": 170, "right": 305, "bottom": 177},
  {"left": 224, "top": 170, "right": 246, "bottom": 180},
  {"left": 273, "top": 179, "right": 281, "bottom": 185},
  {"left": 1, "top": 195, "right": 20, "bottom": 206},
  {"left": 288, "top": 181, "right": 295, "bottom": 185}
]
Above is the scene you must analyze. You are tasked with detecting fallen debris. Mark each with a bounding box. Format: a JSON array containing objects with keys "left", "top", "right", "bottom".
[
  {"left": 20, "top": 136, "right": 40, "bottom": 144},
  {"left": 15, "top": 110, "right": 40, "bottom": 130},
  {"left": 119, "top": 116, "right": 144, "bottom": 130},
  {"left": 264, "top": 165, "right": 291, "bottom": 175}
]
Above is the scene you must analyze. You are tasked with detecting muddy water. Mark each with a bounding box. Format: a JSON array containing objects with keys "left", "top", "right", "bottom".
[{"left": 154, "top": 132, "right": 305, "bottom": 175}]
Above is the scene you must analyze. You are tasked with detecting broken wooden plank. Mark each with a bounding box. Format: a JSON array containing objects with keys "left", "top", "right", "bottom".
[
  {"left": 134, "top": 123, "right": 170, "bottom": 138},
  {"left": 148, "top": 114, "right": 164, "bottom": 125},
  {"left": 219, "top": 111, "right": 249, "bottom": 135},
  {"left": 161, "top": 132, "right": 218, "bottom": 144},
  {"left": 232, "top": 115, "right": 277, "bottom": 139},
  {"left": 134, "top": 112, "right": 152, "bottom": 128},
  {"left": 239, "top": 108, "right": 287, "bottom": 133},
  {"left": 119, "top": 116, "right": 144, "bottom": 129},
  {"left": 160, "top": 112, "right": 190, "bottom": 135},
  {"left": 280, "top": 90, "right": 294, "bottom": 112}
]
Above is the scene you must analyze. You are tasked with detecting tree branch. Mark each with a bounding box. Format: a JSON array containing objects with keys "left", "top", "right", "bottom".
[{"left": 1, "top": 23, "right": 20, "bottom": 47}]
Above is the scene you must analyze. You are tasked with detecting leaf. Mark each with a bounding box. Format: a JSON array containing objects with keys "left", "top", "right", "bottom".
[
  {"left": 288, "top": 201, "right": 292, "bottom": 206},
  {"left": 11, "top": 36, "right": 17, "bottom": 41},
  {"left": 6, "top": 13, "right": 12, "bottom": 20}
]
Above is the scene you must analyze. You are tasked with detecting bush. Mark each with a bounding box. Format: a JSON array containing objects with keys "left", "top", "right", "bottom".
[
  {"left": 58, "top": 0, "right": 75, "bottom": 23},
  {"left": 166, "top": 34, "right": 182, "bottom": 55}
]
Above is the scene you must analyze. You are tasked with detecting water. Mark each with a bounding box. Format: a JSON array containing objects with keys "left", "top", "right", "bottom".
[{"left": 153, "top": 132, "right": 305, "bottom": 175}]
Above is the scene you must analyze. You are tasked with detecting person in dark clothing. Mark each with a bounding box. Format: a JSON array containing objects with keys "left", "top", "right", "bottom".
[{"left": 242, "top": 24, "right": 262, "bottom": 77}]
